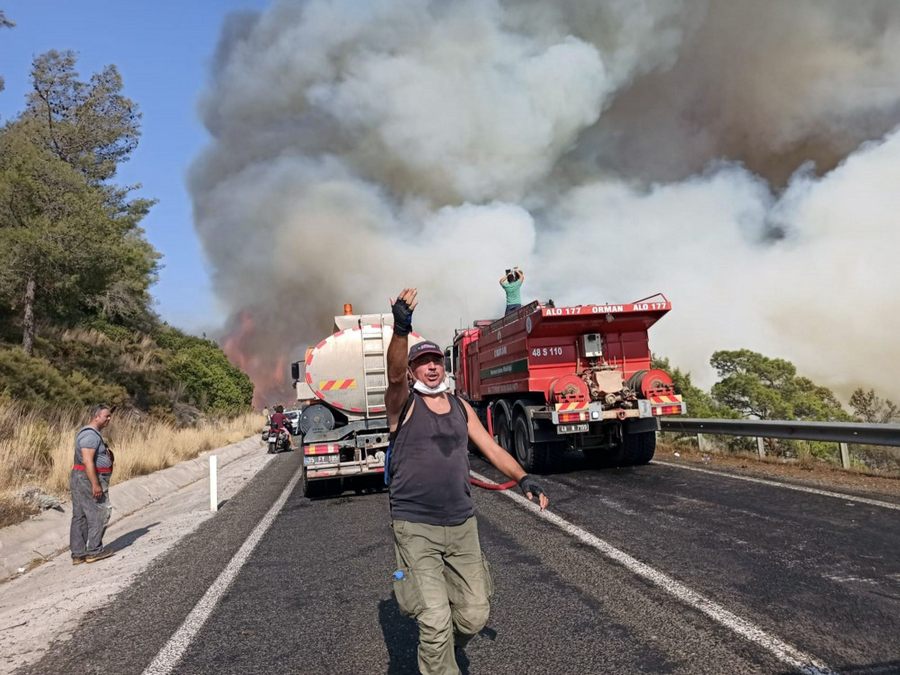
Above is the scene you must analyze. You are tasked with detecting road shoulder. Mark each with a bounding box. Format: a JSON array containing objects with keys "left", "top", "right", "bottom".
[{"left": 0, "top": 439, "right": 279, "bottom": 675}]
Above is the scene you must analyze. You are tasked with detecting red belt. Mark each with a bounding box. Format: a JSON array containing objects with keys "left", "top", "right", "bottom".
[{"left": 72, "top": 464, "right": 113, "bottom": 474}]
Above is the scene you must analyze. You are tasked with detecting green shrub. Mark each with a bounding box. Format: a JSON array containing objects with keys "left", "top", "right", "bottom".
[
  {"left": 166, "top": 342, "right": 253, "bottom": 413},
  {"left": 1, "top": 324, "right": 252, "bottom": 418},
  {"left": 0, "top": 347, "right": 78, "bottom": 406},
  {"left": 0, "top": 346, "right": 128, "bottom": 408}
]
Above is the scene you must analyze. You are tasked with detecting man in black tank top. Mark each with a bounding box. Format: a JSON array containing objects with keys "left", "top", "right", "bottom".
[{"left": 385, "top": 288, "right": 549, "bottom": 675}]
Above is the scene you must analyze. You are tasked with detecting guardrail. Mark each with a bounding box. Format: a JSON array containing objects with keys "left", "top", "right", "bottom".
[{"left": 659, "top": 418, "right": 900, "bottom": 469}]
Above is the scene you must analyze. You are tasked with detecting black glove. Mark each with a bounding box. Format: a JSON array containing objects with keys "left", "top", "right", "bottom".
[
  {"left": 392, "top": 297, "right": 414, "bottom": 336},
  {"left": 518, "top": 474, "right": 545, "bottom": 500}
]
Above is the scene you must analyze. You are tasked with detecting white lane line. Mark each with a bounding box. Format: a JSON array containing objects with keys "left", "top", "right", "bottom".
[
  {"left": 653, "top": 460, "right": 900, "bottom": 511},
  {"left": 143, "top": 463, "right": 304, "bottom": 675},
  {"left": 471, "top": 470, "right": 833, "bottom": 674}
]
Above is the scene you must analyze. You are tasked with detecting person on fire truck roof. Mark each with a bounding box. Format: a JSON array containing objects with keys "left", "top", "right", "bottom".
[
  {"left": 499, "top": 266, "right": 525, "bottom": 315},
  {"left": 385, "top": 287, "right": 548, "bottom": 675}
]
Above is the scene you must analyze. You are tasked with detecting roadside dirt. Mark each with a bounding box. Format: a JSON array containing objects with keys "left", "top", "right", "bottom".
[
  {"left": 658, "top": 443, "right": 900, "bottom": 502},
  {"left": 0, "top": 444, "right": 275, "bottom": 675}
]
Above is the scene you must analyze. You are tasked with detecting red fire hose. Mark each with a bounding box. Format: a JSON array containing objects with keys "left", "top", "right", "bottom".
[
  {"left": 471, "top": 405, "right": 518, "bottom": 490},
  {"left": 469, "top": 477, "right": 517, "bottom": 491}
]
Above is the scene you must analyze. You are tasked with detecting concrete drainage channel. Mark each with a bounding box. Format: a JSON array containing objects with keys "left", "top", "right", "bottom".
[{"left": 0, "top": 436, "right": 262, "bottom": 581}]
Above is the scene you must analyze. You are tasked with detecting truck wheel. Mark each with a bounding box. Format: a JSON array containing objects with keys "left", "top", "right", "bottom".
[
  {"left": 623, "top": 431, "right": 656, "bottom": 465},
  {"left": 301, "top": 468, "right": 311, "bottom": 496},
  {"left": 304, "top": 474, "right": 329, "bottom": 499},
  {"left": 495, "top": 411, "right": 512, "bottom": 454},
  {"left": 513, "top": 415, "right": 549, "bottom": 473}
]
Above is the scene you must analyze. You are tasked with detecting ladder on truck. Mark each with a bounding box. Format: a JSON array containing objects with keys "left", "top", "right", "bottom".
[{"left": 359, "top": 314, "right": 390, "bottom": 417}]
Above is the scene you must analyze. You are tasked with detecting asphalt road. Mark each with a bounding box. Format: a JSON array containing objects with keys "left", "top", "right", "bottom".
[{"left": 22, "top": 449, "right": 900, "bottom": 674}]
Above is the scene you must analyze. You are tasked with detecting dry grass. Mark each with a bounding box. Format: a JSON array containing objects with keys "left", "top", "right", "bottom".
[{"left": 0, "top": 401, "right": 260, "bottom": 528}]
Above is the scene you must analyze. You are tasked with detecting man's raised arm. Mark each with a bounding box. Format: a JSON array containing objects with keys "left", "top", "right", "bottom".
[{"left": 385, "top": 288, "right": 417, "bottom": 430}]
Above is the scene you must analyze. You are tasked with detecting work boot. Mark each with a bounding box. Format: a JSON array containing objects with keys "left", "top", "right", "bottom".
[{"left": 85, "top": 549, "right": 115, "bottom": 563}]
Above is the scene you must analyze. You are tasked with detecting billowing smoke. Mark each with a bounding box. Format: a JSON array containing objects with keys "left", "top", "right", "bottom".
[{"left": 190, "top": 0, "right": 900, "bottom": 406}]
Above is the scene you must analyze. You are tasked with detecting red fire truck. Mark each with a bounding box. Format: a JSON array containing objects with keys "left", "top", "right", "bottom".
[{"left": 447, "top": 294, "right": 685, "bottom": 472}]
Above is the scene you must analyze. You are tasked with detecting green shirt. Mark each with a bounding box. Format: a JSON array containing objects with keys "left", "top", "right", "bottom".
[{"left": 501, "top": 278, "right": 523, "bottom": 305}]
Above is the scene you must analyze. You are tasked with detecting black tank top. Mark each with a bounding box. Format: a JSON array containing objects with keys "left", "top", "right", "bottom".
[{"left": 389, "top": 393, "right": 473, "bottom": 526}]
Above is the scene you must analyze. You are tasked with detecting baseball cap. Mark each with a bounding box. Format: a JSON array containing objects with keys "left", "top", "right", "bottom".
[{"left": 408, "top": 340, "right": 444, "bottom": 364}]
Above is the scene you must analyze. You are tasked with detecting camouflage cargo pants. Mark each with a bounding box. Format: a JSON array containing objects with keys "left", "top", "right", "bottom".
[{"left": 391, "top": 517, "right": 493, "bottom": 675}]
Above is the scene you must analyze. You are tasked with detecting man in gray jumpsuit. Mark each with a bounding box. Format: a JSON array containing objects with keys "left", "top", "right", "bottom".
[
  {"left": 70, "top": 404, "right": 115, "bottom": 564},
  {"left": 385, "top": 288, "right": 549, "bottom": 675}
]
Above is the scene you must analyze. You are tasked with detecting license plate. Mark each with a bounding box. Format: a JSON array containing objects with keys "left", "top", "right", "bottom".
[
  {"left": 268, "top": 436, "right": 277, "bottom": 442},
  {"left": 557, "top": 423, "right": 589, "bottom": 434},
  {"left": 304, "top": 455, "right": 338, "bottom": 466}
]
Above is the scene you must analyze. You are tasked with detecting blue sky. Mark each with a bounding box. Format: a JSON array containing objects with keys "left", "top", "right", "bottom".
[{"left": 0, "top": 0, "right": 269, "bottom": 333}]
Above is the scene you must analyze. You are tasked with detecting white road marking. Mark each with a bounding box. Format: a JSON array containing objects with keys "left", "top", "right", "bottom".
[
  {"left": 471, "top": 470, "right": 833, "bottom": 674},
  {"left": 653, "top": 460, "right": 900, "bottom": 511},
  {"left": 823, "top": 574, "right": 878, "bottom": 586},
  {"left": 142, "top": 463, "right": 304, "bottom": 675}
]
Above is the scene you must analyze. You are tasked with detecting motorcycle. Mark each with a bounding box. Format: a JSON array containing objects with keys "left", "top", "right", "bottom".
[{"left": 266, "top": 424, "right": 293, "bottom": 454}]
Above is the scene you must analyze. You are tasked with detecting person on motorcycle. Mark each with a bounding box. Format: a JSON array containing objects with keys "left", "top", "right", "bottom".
[{"left": 269, "top": 405, "right": 294, "bottom": 451}]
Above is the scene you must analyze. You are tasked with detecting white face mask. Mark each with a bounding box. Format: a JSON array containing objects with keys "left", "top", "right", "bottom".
[{"left": 413, "top": 378, "right": 450, "bottom": 395}]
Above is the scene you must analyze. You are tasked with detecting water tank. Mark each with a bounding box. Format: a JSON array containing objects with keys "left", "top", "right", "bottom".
[{"left": 304, "top": 316, "right": 425, "bottom": 419}]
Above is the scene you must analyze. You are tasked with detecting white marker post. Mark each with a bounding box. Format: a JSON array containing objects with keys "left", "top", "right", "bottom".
[{"left": 209, "top": 455, "right": 218, "bottom": 512}]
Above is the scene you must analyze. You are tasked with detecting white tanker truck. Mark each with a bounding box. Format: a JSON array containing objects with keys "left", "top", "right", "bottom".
[{"left": 290, "top": 305, "right": 426, "bottom": 495}]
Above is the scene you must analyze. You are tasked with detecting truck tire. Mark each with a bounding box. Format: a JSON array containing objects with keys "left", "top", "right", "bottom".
[
  {"left": 513, "top": 415, "right": 550, "bottom": 473},
  {"left": 303, "top": 473, "right": 328, "bottom": 499},
  {"left": 623, "top": 431, "right": 656, "bottom": 465},
  {"left": 301, "top": 467, "right": 310, "bottom": 496},
  {"left": 495, "top": 410, "right": 512, "bottom": 454}
]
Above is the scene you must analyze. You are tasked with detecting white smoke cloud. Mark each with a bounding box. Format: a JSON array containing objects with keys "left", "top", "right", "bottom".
[
  {"left": 192, "top": 0, "right": 900, "bottom": 403},
  {"left": 535, "top": 128, "right": 900, "bottom": 394},
  {"left": 535, "top": 166, "right": 774, "bottom": 389},
  {"left": 759, "top": 129, "right": 900, "bottom": 394}
]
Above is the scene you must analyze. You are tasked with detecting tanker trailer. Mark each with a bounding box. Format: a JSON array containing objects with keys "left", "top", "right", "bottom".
[{"left": 290, "top": 305, "right": 426, "bottom": 495}]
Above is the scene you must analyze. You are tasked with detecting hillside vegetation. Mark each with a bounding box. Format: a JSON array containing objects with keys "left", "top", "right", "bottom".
[
  {"left": 0, "top": 51, "right": 256, "bottom": 525},
  {"left": 654, "top": 351, "right": 899, "bottom": 473},
  {"left": 0, "top": 50, "right": 252, "bottom": 415}
]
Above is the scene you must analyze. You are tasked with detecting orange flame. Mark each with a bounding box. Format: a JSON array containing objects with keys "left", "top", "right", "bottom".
[{"left": 221, "top": 309, "right": 294, "bottom": 409}]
